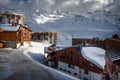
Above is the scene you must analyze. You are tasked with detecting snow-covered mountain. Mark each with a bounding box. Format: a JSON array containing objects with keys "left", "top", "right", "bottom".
[
  {"left": 0, "top": 1, "right": 120, "bottom": 80},
  {"left": 1, "top": 9, "right": 120, "bottom": 45},
  {"left": 19, "top": 10, "right": 120, "bottom": 45},
  {"left": 87, "top": 10, "right": 120, "bottom": 26}
]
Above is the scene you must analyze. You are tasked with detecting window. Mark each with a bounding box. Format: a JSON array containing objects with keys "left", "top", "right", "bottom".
[
  {"left": 64, "top": 50, "right": 66, "bottom": 53},
  {"left": 66, "top": 56, "right": 69, "bottom": 59},
  {"left": 63, "top": 56, "right": 65, "bottom": 59},
  {"left": 71, "top": 51, "right": 73, "bottom": 54},
  {"left": 90, "top": 63, "right": 94, "bottom": 67},
  {"left": 53, "top": 57, "right": 57, "bottom": 60},
  {"left": 83, "top": 61, "right": 87, "bottom": 66},
  {"left": 67, "top": 71, "right": 71, "bottom": 73},
  {"left": 113, "top": 64, "right": 118, "bottom": 73},
  {"left": 84, "top": 78, "right": 88, "bottom": 80},
  {"left": 60, "top": 55, "right": 65, "bottom": 59},
  {"left": 84, "top": 70, "right": 89, "bottom": 75},
  {"left": 68, "top": 64, "right": 75, "bottom": 69},
  {"left": 60, "top": 55, "right": 62, "bottom": 58},
  {"left": 59, "top": 68, "right": 62, "bottom": 70},
  {"left": 70, "top": 57, "right": 74, "bottom": 61},
  {"left": 74, "top": 73, "right": 77, "bottom": 76},
  {"left": 63, "top": 69, "right": 66, "bottom": 72},
  {"left": 0, "top": 16, "right": 2, "bottom": 23}
]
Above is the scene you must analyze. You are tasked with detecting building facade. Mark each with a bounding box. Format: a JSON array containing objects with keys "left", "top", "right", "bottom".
[
  {"left": 45, "top": 45, "right": 105, "bottom": 80},
  {"left": 105, "top": 49, "right": 120, "bottom": 80},
  {"left": 0, "top": 11, "right": 24, "bottom": 25},
  {"left": 105, "top": 38, "right": 120, "bottom": 51},
  {"left": 32, "top": 32, "right": 57, "bottom": 45},
  {"left": 104, "top": 35, "right": 120, "bottom": 80},
  {"left": 72, "top": 38, "right": 105, "bottom": 48},
  {"left": 72, "top": 38, "right": 98, "bottom": 45},
  {"left": 0, "top": 11, "right": 31, "bottom": 48}
]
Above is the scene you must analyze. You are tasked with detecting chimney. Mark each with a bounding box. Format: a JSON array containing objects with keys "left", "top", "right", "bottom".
[{"left": 83, "top": 40, "right": 86, "bottom": 46}]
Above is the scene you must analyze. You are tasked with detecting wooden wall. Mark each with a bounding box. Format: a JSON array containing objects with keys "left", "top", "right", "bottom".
[
  {"left": 49, "top": 47, "right": 103, "bottom": 74},
  {"left": 18, "top": 26, "right": 31, "bottom": 43},
  {"left": 105, "top": 38, "right": 120, "bottom": 50},
  {"left": 0, "top": 42, "right": 4, "bottom": 48},
  {"left": 72, "top": 38, "right": 100, "bottom": 45},
  {"left": 0, "top": 31, "right": 17, "bottom": 41},
  {"left": 0, "top": 25, "right": 31, "bottom": 48},
  {"left": 105, "top": 54, "right": 119, "bottom": 80}
]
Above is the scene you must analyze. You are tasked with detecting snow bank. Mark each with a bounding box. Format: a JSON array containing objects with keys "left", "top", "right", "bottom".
[
  {"left": 24, "top": 41, "right": 51, "bottom": 64},
  {"left": 81, "top": 47, "right": 106, "bottom": 69}
]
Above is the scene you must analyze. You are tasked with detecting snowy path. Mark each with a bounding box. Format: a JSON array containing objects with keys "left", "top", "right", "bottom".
[
  {"left": 0, "top": 49, "right": 13, "bottom": 80},
  {"left": 0, "top": 42, "right": 79, "bottom": 80},
  {"left": 0, "top": 48, "right": 53, "bottom": 80}
]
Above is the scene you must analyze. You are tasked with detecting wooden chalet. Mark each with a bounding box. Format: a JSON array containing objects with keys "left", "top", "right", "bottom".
[
  {"left": 45, "top": 44, "right": 106, "bottom": 80},
  {"left": 0, "top": 11, "right": 32, "bottom": 48},
  {"left": 0, "top": 24, "right": 31, "bottom": 48}
]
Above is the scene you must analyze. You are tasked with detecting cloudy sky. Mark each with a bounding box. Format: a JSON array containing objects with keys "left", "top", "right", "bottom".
[{"left": 0, "top": 0, "right": 119, "bottom": 14}]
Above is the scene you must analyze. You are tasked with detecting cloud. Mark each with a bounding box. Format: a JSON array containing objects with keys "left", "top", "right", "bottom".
[
  {"left": 45, "top": 0, "right": 55, "bottom": 5},
  {"left": 105, "top": 0, "right": 120, "bottom": 14},
  {"left": 0, "top": 0, "right": 119, "bottom": 15},
  {"left": 64, "top": 0, "right": 80, "bottom": 6}
]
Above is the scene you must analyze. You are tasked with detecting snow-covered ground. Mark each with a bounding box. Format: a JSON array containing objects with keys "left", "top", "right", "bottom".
[
  {"left": 24, "top": 41, "right": 51, "bottom": 64},
  {"left": 0, "top": 49, "right": 14, "bottom": 80},
  {"left": 0, "top": 41, "right": 79, "bottom": 80}
]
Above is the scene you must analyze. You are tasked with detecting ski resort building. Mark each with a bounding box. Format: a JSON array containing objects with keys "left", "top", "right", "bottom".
[
  {"left": 0, "top": 11, "right": 24, "bottom": 25},
  {"left": 105, "top": 49, "right": 120, "bottom": 80},
  {"left": 45, "top": 44, "right": 106, "bottom": 80},
  {"left": 0, "top": 11, "right": 32, "bottom": 48},
  {"left": 72, "top": 38, "right": 105, "bottom": 48},
  {"left": 105, "top": 37, "right": 120, "bottom": 51},
  {"left": 72, "top": 38, "right": 99, "bottom": 45},
  {"left": 32, "top": 32, "right": 57, "bottom": 45},
  {"left": 104, "top": 35, "right": 120, "bottom": 80}
]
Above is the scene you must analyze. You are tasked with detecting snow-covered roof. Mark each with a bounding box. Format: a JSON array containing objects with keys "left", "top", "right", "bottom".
[
  {"left": 0, "top": 24, "right": 20, "bottom": 31},
  {"left": 45, "top": 45, "right": 70, "bottom": 54},
  {"left": 81, "top": 46, "right": 105, "bottom": 69},
  {"left": 106, "top": 49, "right": 120, "bottom": 62},
  {"left": 2, "top": 11, "right": 23, "bottom": 16}
]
